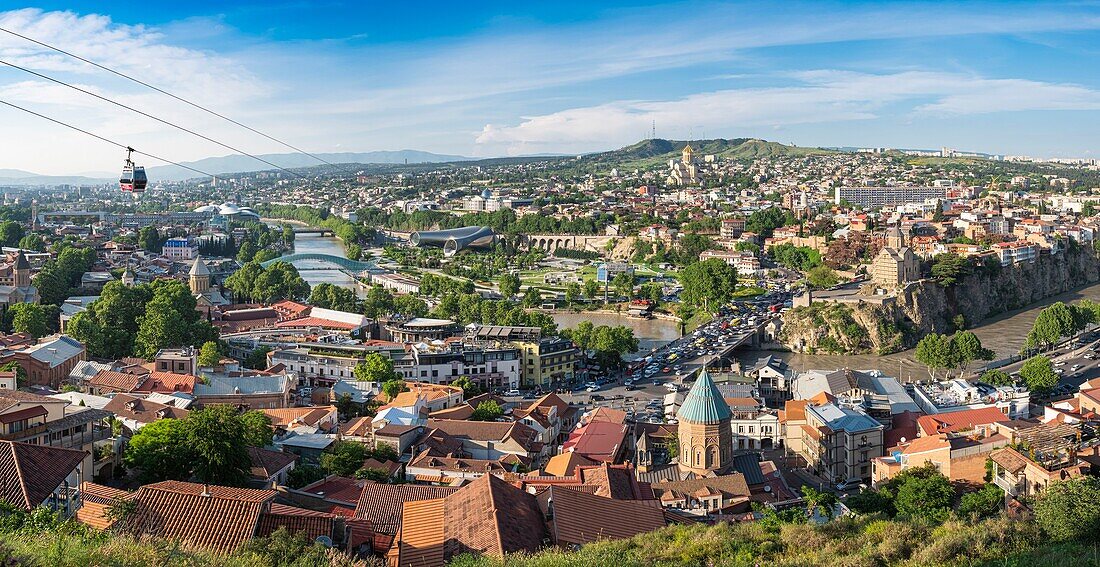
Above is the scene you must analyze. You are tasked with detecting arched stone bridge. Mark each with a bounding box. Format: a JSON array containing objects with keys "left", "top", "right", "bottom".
[
  {"left": 260, "top": 253, "right": 377, "bottom": 272},
  {"left": 520, "top": 234, "right": 617, "bottom": 253}
]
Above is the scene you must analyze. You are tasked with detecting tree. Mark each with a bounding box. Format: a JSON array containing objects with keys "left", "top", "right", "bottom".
[
  {"left": 469, "top": 400, "right": 504, "bottom": 421},
  {"left": 198, "top": 341, "right": 222, "bottom": 368},
  {"left": 523, "top": 286, "right": 542, "bottom": 307},
  {"left": 346, "top": 243, "right": 363, "bottom": 261},
  {"left": 236, "top": 240, "right": 257, "bottom": 263},
  {"left": 355, "top": 353, "right": 398, "bottom": 382},
  {"left": 239, "top": 410, "right": 274, "bottom": 448},
  {"left": 980, "top": 368, "right": 1014, "bottom": 386},
  {"left": 9, "top": 303, "right": 52, "bottom": 338},
  {"left": 1025, "top": 302, "right": 1076, "bottom": 351},
  {"left": 570, "top": 320, "right": 595, "bottom": 351},
  {"left": 319, "top": 440, "right": 367, "bottom": 477},
  {"left": 17, "top": 233, "right": 44, "bottom": 252},
  {"left": 894, "top": 472, "right": 954, "bottom": 522},
  {"left": 381, "top": 379, "right": 407, "bottom": 400},
  {"left": 243, "top": 346, "right": 272, "bottom": 370},
  {"left": 583, "top": 279, "right": 601, "bottom": 300},
  {"left": 392, "top": 294, "right": 428, "bottom": 319},
  {"left": 361, "top": 285, "right": 395, "bottom": 319},
  {"left": 286, "top": 464, "right": 325, "bottom": 489},
  {"left": 805, "top": 265, "right": 840, "bottom": 289},
  {"left": 958, "top": 483, "right": 1004, "bottom": 520},
  {"left": 679, "top": 258, "right": 738, "bottom": 310},
  {"left": 0, "top": 221, "right": 24, "bottom": 248},
  {"left": 308, "top": 282, "right": 360, "bottom": 312},
  {"left": 187, "top": 405, "right": 253, "bottom": 486},
  {"left": 565, "top": 282, "right": 581, "bottom": 306},
  {"left": 590, "top": 325, "right": 639, "bottom": 369},
  {"left": 612, "top": 271, "right": 635, "bottom": 300},
  {"left": 451, "top": 376, "right": 480, "bottom": 398},
  {"left": 951, "top": 331, "right": 993, "bottom": 374},
  {"left": 137, "top": 226, "right": 164, "bottom": 253},
  {"left": 124, "top": 418, "right": 195, "bottom": 483},
  {"left": 1020, "top": 355, "right": 1058, "bottom": 394},
  {"left": 1034, "top": 476, "right": 1100, "bottom": 541},
  {"left": 498, "top": 273, "right": 521, "bottom": 298},
  {"left": 0, "top": 362, "right": 26, "bottom": 388},
  {"left": 915, "top": 333, "right": 956, "bottom": 379},
  {"left": 801, "top": 485, "right": 838, "bottom": 520},
  {"left": 930, "top": 252, "right": 968, "bottom": 286}
]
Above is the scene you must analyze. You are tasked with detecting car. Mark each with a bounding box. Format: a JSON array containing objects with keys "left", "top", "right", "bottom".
[
  {"left": 652, "top": 380, "right": 661, "bottom": 386},
  {"left": 590, "top": 394, "right": 605, "bottom": 401},
  {"left": 585, "top": 385, "right": 599, "bottom": 392},
  {"left": 625, "top": 384, "right": 637, "bottom": 391},
  {"left": 664, "top": 383, "right": 679, "bottom": 392},
  {"left": 1055, "top": 361, "right": 1067, "bottom": 367},
  {"left": 835, "top": 480, "right": 858, "bottom": 491},
  {"left": 504, "top": 389, "right": 521, "bottom": 397}
]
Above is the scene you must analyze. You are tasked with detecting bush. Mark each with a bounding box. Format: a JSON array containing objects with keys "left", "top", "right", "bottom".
[{"left": 1034, "top": 476, "right": 1100, "bottom": 542}]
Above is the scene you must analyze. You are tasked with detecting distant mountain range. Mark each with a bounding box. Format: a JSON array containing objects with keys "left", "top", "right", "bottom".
[
  {"left": 0, "top": 149, "right": 476, "bottom": 185},
  {"left": 146, "top": 149, "right": 476, "bottom": 181}
]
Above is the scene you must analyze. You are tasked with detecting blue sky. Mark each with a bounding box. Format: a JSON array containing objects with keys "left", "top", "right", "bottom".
[{"left": 1, "top": 1, "right": 1100, "bottom": 174}]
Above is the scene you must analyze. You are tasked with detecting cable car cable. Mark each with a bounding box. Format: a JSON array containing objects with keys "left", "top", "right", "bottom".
[
  {"left": 0, "top": 58, "right": 312, "bottom": 181},
  {"left": 0, "top": 97, "right": 216, "bottom": 179},
  {"left": 0, "top": 25, "right": 354, "bottom": 175}
]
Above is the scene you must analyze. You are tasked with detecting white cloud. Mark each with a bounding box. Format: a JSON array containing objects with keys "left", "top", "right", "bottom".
[{"left": 476, "top": 71, "right": 1100, "bottom": 154}]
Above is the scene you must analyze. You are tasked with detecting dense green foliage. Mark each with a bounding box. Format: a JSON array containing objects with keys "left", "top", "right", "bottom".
[
  {"left": 563, "top": 321, "right": 639, "bottom": 369},
  {"left": 432, "top": 293, "right": 558, "bottom": 335},
  {"left": 224, "top": 261, "right": 310, "bottom": 303},
  {"left": 124, "top": 406, "right": 272, "bottom": 486},
  {"left": 354, "top": 353, "right": 398, "bottom": 383},
  {"left": 1020, "top": 355, "right": 1058, "bottom": 394},
  {"left": 679, "top": 258, "right": 739, "bottom": 309},
  {"left": 771, "top": 243, "right": 822, "bottom": 271},
  {"left": 914, "top": 331, "right": 993, "bottom": 378},
  {"left": 68, "top": 279, "right": 218, "bottom": 359},
  {"left": 33, "top": 246, "right": 96, "bottom": 305}
]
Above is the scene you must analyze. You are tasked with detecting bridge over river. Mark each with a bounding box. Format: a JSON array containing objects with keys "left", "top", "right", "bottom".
[{"left": 260, "top": 253, "right": 378, "bottom": 273}]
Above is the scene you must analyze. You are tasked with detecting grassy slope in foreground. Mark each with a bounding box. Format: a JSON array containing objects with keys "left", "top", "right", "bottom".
[{"left": 448, "top": 515, "right": 1099, "bottom": 567}]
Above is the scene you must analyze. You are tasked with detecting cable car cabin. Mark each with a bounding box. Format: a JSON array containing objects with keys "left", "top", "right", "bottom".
[{"left": 120, "top": 164, "right": 147, "bottom": 193}]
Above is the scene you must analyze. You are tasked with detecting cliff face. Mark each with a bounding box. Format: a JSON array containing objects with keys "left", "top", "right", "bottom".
[{"left": 781, "top": 244, "right": 1100, "bottom": 354}]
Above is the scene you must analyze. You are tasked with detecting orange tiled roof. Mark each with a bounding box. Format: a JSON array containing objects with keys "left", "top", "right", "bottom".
[
  {"left": 123, "top": 481, "right": 276, "bottom": 553},
  {"left": 0, "top": 441, "right": 86, "bottom": 511},
  {"left": 916, "top": 407, "right": 1009, "bottom": 436}
]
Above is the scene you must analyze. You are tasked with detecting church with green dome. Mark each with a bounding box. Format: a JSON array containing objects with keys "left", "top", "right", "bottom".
[{"left": 676, "top": 368, "right": 734, "bottom": 475}]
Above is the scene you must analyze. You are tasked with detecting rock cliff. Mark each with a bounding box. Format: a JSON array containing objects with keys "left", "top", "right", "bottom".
[{"left": 780, "top": 244, "right": 1100, "bottom": 354}]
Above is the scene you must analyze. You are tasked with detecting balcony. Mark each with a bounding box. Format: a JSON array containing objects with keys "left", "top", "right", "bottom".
[{"left": 993, "top": 474, "right": 1022, "bottom": 497}]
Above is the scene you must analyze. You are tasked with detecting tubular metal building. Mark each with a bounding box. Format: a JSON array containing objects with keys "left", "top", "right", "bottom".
[{"left": 410, "top": 226, "right": 497, "bottom": 256}]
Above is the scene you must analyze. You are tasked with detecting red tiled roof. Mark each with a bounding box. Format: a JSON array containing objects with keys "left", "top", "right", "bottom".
[
  {"left": 0, "top": 405, "right": 48, "bottom": 424},
  {"left": 0, "top": 441, "right": 86, "bottom": 510},
  {"left": 89, "top": 369, "right": 146, "bottom": 392},
  {"left": 134, "top": 371, "right": 197, "bottom": 394},
  {"left": 299, "top": 476, "right": 366, "bottom": 506},
  {"left": 539, "top": 486, "right": 665, "bottom": 546},
  {"left": 917, "top": 407, "right": 1009, "bottom": 436},
  {"left": 123, "top": 481, "right": 275, "bottom": 553},
  {"left": 353, "top": 483, "right": 457, "bottom": 535},
  {"left": 274, "top": 317, "right": 358, "bottom": 330},
  {"left": 255, "top": 503, "right": 335, "bottom": 541},
  {"left": 248, "top": 447, "right": 297, "bottom": 480}
]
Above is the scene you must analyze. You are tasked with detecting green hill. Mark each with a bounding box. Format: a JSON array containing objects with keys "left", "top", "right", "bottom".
[{"left": 582, "top": 138, "right": 835, "bottom": 169}]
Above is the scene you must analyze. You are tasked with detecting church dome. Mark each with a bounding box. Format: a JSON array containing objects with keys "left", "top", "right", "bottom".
[{"left": 676, "top": 369, "right": 732, "bottom": 424}]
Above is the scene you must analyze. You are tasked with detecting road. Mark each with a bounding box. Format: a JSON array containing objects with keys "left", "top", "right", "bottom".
[{"left": 995, "top": 327, "right": 1100, "bottom": 399}]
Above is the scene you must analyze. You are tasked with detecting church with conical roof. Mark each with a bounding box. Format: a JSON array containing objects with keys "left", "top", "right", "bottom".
[{"left": 676, "top": 368, "right": 733, "bottom": 475}]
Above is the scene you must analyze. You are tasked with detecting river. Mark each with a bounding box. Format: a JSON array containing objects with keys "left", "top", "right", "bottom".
[
  {"left": 290, "top": 233, "right": 366, "bottom": 297},
  {"left": 552, "top": 281, "right": 1100, "bottom": 375},
  {"left": 291, "top": 230, "right": 1095, "bottom": 373}
]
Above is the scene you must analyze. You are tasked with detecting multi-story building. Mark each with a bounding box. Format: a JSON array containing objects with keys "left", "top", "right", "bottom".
[
  {"left": 408, "top": 344, "right": 520, "bottom": 392},
  {"left": 269, "top": 342, "right": 411, "bottom": 387},
  {"left": 161, "top": 237, "right": 199, "bottom": 260},
  {"left": 698, "top": 250, "right": 762, "bottom": 277},
  {"left": 834, "top": 186, "right": 945, "bottom": 208},
  {"left": 720, "top": 217, "right": 746, "bottom": 239},
  {"left": 911, "top": 379, "right": 1030, "bottom": 420},
  {"left": 0, "top": 390, "right": 112, "bottom": 482},
  {"left": 726, "top": 397, "right": 780, "bottom": 451},
  {"left": 993, "top": 240, "right": 1039, "bottom": 265},
  {"left": 798, "top": 402, "right": 884, "bottom": 484},
  {"left": 515, "top": 337, "right": 580, "bottom": 389},
  {"left": 0, "top": 335, "right": 87, "bottom": 389}
]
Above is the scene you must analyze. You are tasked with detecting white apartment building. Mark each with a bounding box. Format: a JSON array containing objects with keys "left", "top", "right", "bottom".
[
  {"left": 993, "top": 241, "right": 1038, "bottom": 266},
  {"left": 161, "top": 237, "right": 198, "bottom": 260},
  {"left": 911, "top": 379, "right": 1031, "bottom": 419}
]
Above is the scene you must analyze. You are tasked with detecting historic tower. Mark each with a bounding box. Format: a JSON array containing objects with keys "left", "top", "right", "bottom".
[
  {"left": 676, "top": 368, "right": 733, "bottom": 475},
  {"left": 189, "top": 256, "right": 210, "bottom": 294},
  {"left": 12, "top": 250, "right": 30, "bottom": 288}
]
